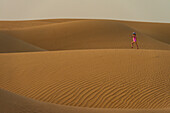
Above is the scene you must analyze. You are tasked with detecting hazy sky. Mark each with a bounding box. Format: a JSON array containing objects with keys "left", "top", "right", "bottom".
[{"left": 1, "top": 0, "right": 170, "bottom": 23}]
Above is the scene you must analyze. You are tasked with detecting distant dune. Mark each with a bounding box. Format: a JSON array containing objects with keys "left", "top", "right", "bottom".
[
  {"left": 1, "top": 19, "right": 170, "bottom": 52},
  {"left": 0, "top": 32, "right": 45, "bottom": 53},
  {"left": 0, "top": 19, "right": 169, "bottom": 113},
  {"left": 120, "top": 21, "right": 170, "bottom": 44},
  {"left": 0, "top": 19, "right": 81, "bottom": 30}
]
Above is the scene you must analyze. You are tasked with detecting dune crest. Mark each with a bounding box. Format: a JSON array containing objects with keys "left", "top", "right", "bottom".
[{"left": 0, "top": 19, "right": 82, "bottom": 30}]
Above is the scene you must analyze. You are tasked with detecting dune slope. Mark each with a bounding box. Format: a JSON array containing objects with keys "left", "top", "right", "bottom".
[
  {"left": 0, "top": 88, "right": 169, "bottom": 113},
  {"left": 0, "top": 20, "right": 170, "bottom": 51},
  {"left": 0, "top": 19, "right": 80, "bottom": 30},
  {"left": 0, "top": 32, "right": 46, "bottom": 53},
  {"left": 0, "top": 49, "right": 169, "bottom": 109},
  {"left": 120, "top": 21, "right": 170, "bottom": 44}
]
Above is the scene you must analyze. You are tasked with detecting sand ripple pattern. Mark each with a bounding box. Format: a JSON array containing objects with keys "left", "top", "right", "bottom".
[{"left": 0, "top": 49, "right": 169, "bottom": 109}]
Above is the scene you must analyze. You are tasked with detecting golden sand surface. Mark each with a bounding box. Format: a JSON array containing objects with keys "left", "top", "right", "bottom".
[{"left": 0, "top": 19, "right": 169, "bottom": 113}]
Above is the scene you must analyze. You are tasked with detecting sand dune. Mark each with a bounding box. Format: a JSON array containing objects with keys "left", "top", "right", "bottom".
[
  {"left": 1, "top": 89, "right": 169, "bottom": 113},
  {"left": 0, "top": 32, "right": 45, "bottom": 53},
  {"left": 0, "top": 20, "right": 170, "bottom": 52},
  {"left": 120, "top": 21, "right": 170, "bottom": 44},
  {"left": 0, "top": 49, "right": 169, "bottom": 109},
  {"left": 0, "top": 19, "right": 80, "bottom": 30},
  {"left": 0, "top": 19, "right": 170, "bottom": 113}
]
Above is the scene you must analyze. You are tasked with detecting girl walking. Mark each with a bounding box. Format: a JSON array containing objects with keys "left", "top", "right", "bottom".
[{"left": 129, "top": 32, "right": 139, "bottom": 49}]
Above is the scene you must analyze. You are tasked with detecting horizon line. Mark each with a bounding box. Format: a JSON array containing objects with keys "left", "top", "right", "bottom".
[{"left": 0, "top": 17, "right": 170, "bottom": 24}]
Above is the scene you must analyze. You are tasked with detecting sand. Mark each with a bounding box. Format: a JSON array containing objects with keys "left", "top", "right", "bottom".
[
  {"left": 1, "top": 89, "right": 169, "bottom": 113},
  {"left": 0, "top": 32, "right": 45, "bottom": 53},
  {"left": 1, "top": 20, "right": 170, "bottom": 51},
  {"left": 0, "top": 19, "right": 169, "bottom": 113}
]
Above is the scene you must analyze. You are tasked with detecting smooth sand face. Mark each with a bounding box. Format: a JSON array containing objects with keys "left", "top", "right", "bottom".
[
  {"left": 1, "top": 20, "right": 170, "bottom": 52},
  {"left": 0, "top": 32, "right": 46, "bottom": 53},
  {"left": 0, "top": 19, "right": 170, "bottom": 113}
]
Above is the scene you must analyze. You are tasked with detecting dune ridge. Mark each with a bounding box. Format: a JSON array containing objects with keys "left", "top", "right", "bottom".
[
  {"left": 0, "top": 19, "right": 82, "bottom": 30},
  {"left": 0, "top": 19, "right": 170, "bottom": 113}
]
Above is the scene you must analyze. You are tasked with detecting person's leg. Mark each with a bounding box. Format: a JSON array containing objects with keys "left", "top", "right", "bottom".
[
  {"left": 135, "top": 42, "right": 139, "bottom": 49},
  {"left": 131, "top": 42, "right": 134, "bottom": 48}
]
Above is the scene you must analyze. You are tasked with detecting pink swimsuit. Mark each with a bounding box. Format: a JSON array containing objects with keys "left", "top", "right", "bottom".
[{"left": 133, "top": 36, "right": 137, "bottom": 42}]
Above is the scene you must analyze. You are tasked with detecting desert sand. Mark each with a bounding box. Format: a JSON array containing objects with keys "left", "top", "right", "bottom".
[{"left": 0, "top": 19, "right": 169, "bottom": 113}]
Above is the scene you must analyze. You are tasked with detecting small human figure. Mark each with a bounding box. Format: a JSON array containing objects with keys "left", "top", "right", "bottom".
[{"left": 129, "top": 32, "right": 139, "bottom": 49}]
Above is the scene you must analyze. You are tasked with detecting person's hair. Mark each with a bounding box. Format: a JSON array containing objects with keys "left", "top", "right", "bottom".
[{"left": 132, "top": 32, "right": 136, "bottom": 35}]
